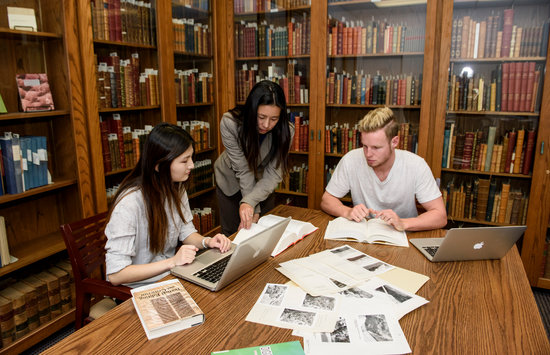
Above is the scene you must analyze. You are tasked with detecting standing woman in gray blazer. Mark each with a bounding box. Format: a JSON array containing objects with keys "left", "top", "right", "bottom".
[{"left": 214, "top": 80, "right": 294, "bottom": 236}]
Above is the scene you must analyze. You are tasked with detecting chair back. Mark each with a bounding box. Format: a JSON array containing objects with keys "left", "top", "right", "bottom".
[{"left": 60, "top": 212, "right": 109, "bottom": 286}]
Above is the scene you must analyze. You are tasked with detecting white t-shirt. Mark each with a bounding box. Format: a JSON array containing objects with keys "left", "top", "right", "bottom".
[
  {"left": 105, "top": 188, "right": 197, "bottom": 288},
  {"left": 326, "top": 148, "right": 441, "bottom": 218}
]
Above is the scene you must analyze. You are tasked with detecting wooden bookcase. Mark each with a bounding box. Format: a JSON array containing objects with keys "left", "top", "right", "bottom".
[
  {"left": 429, "top": 0, "right": 550, "bottom": 288},
  {"left": 0, "top": 0, "right": 94, "bottom": 352}
]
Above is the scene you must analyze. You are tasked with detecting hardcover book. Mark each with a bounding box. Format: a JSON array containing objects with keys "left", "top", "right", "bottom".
[
  {"left": 324, "top": 217, "right": 408, "bottom": 247},
  {"left": 0, "top": 93, "right": 7, "bottom": 113},
  {"left": 132, "top": 279, "right": 204, "bottom": 340},
  {"left": 211, "top": 341, "right": 305, "bottom": 355},
  {"left": 16, "top": 74, "right": 55, "bottom": 112}
]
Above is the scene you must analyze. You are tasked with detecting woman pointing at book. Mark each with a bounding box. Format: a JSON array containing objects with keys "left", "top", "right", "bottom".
[
  {"left": 214, "top": 80, "right": 294, "bottom": 236},
  {"left": 105, "top": 123, "right": 231, "bottom": 288}
]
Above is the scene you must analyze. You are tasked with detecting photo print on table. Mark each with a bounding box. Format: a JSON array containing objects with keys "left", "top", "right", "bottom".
[
  {"left": 279, "top": 308, "right": 316, "bottom": 327},
  {"left": 260, "top": 284, "right": 288, "bottom": 306},
  {"left": 302, "top": 294, "right": 336, "bottom": 311},
  {"left": 320, "top": 317, "right": 351, "bottom": 343},
  {"left": 358, "top": 314, "right": 393, "bottom": 342}
]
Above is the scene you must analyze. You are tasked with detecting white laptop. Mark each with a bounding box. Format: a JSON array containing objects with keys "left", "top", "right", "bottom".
[
  {"left": 410, "top": 225, "right": 526, "bottom": 262},
  {"left": 171, "top": 217, "right": 291, "bottom": 291}
]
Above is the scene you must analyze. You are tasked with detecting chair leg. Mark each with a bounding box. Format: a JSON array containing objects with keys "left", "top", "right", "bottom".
[{"left": 75, "top": 291, "right": 92, "bottom": 330}]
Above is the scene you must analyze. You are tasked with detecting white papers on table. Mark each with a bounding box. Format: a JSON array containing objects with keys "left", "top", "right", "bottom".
[{"left": 246, "top": 283, "right": 340, "bottom": 332}]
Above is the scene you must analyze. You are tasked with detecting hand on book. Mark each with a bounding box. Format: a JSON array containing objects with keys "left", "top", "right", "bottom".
[
  {"left": 239, "top": 203, "right": 255, "bottom": 230},
  {"left": 370, "top": 209, "right": 405, "bottom": 232},
  {"left": 345, "top": 203, "right": 373, "bottom": 222},
  {"left": 207, "top": 233, "right": 232, "bottom": 253}
]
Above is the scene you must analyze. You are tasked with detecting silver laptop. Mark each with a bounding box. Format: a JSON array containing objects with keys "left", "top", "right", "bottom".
[
  {"left": 410, "top": 225, "right": 526, "bottom": 262},
  {"left": 171, "top": 217, "right": 291, "bottom": 291}
]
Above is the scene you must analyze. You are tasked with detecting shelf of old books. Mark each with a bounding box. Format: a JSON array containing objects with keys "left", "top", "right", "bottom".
[
  {"left": 324, "top": 0, "right": 427, "bottom": 192},
  {"left": 172, "top": 0, "right": 219, "bottom": 229},
  {"left": 234, "top": 1, "right": 311, "bottom": 208},
  {"left": 439, "top": 0, "right": 549, "bottom": 228}
]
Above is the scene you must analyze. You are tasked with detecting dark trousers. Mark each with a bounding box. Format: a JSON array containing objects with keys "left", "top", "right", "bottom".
[{"left": 216, "top": 186, "right": 275, "bottom": 237}]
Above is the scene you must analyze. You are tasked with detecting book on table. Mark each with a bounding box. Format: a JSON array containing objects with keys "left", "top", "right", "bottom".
[
  {"left": 324, "top": 217, "right": 408, "bottom": 247},
  {"left": 211, "top": 341, "right": 305, "bottom": 355},
  {"left": 131, "top": 279, "right": 204, "bottom": 340},
  {"left": 233, "top": 214, "right": 318, "bottom": 257}
]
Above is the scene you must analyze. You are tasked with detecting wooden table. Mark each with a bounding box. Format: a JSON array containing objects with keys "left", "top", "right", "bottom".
[{"left": 43, "top": 205, "right": 550, "bottom": 354}]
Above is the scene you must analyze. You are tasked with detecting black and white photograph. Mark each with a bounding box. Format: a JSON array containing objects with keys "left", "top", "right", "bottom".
[
  {"left": 363, "top": 261, "right": 392, "bottom": 273},
  {"left": 320, "top": 317, "right": 351, "bottom": 343},
  {"left": 358, "top": 314, "right": 393, "bottom": 342},
  {"left": 279, "top": 308, "right": 316, "bottom": 327},
  {"left": 375, "top": 284, "right": 412, "bottom": 304},
  {"left": 340, "top": 287, "right": 373, "bottom": 299},
  {"left": 302, "top": 294, "right": 336, "bottom": 311},
  {"left": 260, "top": 284, "right": 288, "bottom": 306},
  {"left": 330, "top": 278, "right": 347, "bottom": 288},
  {"left": 330, "top": 246, "right": 351, "bottom": 255}
]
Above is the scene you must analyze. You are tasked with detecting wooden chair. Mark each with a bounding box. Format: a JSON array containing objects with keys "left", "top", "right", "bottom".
[{"left": 60, "top": 212, "right": 132, "bottom": 329}]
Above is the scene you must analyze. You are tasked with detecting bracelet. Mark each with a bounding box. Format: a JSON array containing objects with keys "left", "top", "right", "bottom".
[{"left": 201, "top": 237, "right": 212, "bottom": 249}]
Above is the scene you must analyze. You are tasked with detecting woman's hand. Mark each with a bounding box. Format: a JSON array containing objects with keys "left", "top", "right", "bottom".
[
  {"left": 206, "top": 234, "right": 232, "bottom": 253},
  {"left": 172, "top": 244, "right": 198, "bottom": 267},
  {"left": 239, "top": 203, "right": 255, "bottom": 230}
]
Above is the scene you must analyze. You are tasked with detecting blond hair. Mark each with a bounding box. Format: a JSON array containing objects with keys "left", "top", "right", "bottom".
[{"left": 358, "top": 107, "right": 398, "bottom": 141}]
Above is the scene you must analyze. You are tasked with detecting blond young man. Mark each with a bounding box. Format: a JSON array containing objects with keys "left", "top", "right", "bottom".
[{"left": 320, "top": 107, "right": 447, "bottom": 231}]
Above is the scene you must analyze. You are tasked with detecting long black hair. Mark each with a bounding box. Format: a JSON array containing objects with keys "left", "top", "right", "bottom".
[
  {"left": 110, "top": 123, "right": 195, "bottom": 254},
  {"left": 229, "top": 80, "right": 291, "bottom": 177}
]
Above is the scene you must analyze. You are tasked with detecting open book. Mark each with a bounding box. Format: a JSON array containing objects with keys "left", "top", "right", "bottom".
[
  {"left": 131, "top": 279, "right": 204, "bottom": 340},
  {"left": 324, "top": 217, "right": 408, "bottom": 247},
  {"left": 233, "top": 214, "right": 318, "bottom": 256}
]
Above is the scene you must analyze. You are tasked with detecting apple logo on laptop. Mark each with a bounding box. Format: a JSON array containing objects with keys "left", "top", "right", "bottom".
[{"left": 474, "top": 241, "right": 484, "bottom": 250}]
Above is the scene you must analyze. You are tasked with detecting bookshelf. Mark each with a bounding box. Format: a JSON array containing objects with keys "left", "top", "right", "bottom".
[
  {"left": 172, "top": 0, "right": 220, "bottom": 232},
  {"left": 431, "top": 0, "right": 550, "bottom": 287},
  {"left": 320, "top": 0, "right": 434, "bottom": 205},
  {"left": 0, "top": 0, "right": 95, "bottom": 351},
  {"left": 232, "top": 0, "right": 313, "bottom": 208}
]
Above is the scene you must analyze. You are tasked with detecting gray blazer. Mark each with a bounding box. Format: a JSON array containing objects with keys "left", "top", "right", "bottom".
[{"left": 214, "top": 112, "right": 295, "bottom": 214}]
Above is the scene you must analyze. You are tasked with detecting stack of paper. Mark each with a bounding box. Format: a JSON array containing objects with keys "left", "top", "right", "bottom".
[{"left": 246, "top": 245, "right": 430, "bottom": 354}]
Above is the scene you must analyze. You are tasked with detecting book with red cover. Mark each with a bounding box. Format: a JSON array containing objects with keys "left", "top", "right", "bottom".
[
  {"left": 522, "top": 130, "right": 536, "bottom": 175},
  {"left": 16, "top": 74, "right": 55, "bottom": 112},
  {"left": 500, "top": 9, "right": 514, "bottom": 57}
]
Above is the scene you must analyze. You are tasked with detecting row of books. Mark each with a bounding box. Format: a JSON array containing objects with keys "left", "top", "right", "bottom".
[
  {"left": 442, "top": 125, "right": 536, "bottom": 176},
  {"left": 173, "top": 0, "right": 209, "bottom": 12},
  {"left": 187, "top": 159, "right": 213, "bottom": 195},
  {"left": 96, "top": 53, "right": 160, "bottom": 108},
  {"left": 451, "top": 10, "right": 549, "bottom": 59},
  {"left": 172, "top": 18, "right": 212, "bottom": 55},
  {"left": 326, "top": 69, "right": 422, "bottom": 106},
  {"left": 234, "top": 0, "right": 310, "bottom": 14},
  {"left": 99, "top": 119, "right": 152, "bottom": 173},
  {"left": 191, "top": 207, "right": 214, "bottom": 235},
  {"left": 177, "top": 120, "right": 212, "bottom": 151},
  {"left": 174, "top": 69, "right": 214, "bottom": 105},
  {"left": 289, "top": 111, "right": 309, "bottom": 152},
  {"left": 324, "top": 122, "right": 417, "bottom": 155},
  {"left": 0, "top": 260, "right": 74, "bottom": 348},
  {"left": 327, "top": 17, "right": 426, "bottom": 55},
  {"left": 442, "top": 178, "right": 528, "bottom": 225},
  {"left": 235, "top": 16, "right": 311, "bottom": 58},
  {"left": 0, "top": 133, "right": 48, "bottom": 196},
  {"left": 447, "top": 62, "right": 543, "bottom": 113},
  {"left": 279, "top": 163, "right": 308, "bottom": 194},
  {"left": 236, "top": 63, "right": 309, "bottom": 104},
  {"left": 90, "top": 0, "right": 156, "bottom": 45}
]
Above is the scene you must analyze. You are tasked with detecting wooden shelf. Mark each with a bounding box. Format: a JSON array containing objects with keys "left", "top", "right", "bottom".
[
  {"left": 98, "top": 105, "right": 160, "bottom": 113},
  {"left": 325, "top": 152, "right": 344, "bottom": 157},
  {"left": 451, "top": 57, "right": 546, "bottom": 63},
  {"left": 105, "top": 167, "right": 133, "bottom": 177},
  {"left": 234, "top": 5, "right": 310, "bottom": 16},
  {"left": 537, "top": 277, "right": 550, "bottom": 289},
  {"left": 173, "top": 51, "right": 212, "bottom": 58},
  {"left": 447, "top": 216, "right": 519, "bottom": 227},
  {"left": 287, "top": 103, "right": 310, "bottom": 107},
  {"left": 328, "top": 52, "right": 424, "bottom": 58},
  {"left": 235, "top": 54, "right": 310, "bottom": 61},
  {"left": 447, "top": 110, "right": 540, "bottom": 117},
  {"left": 0, "top": 179, "right": 77, "bottom": 206},
  {"left": 172, "top": 5, "right": 211, "bottom": 16},
  {"left": 176, "top": 102, "right": 214, "bottom": 107},
  {"left": 275, "top": 189, "right": 308, "bottom": 197},
  {"left": 93, "top": 39, "right": 155, "bottom": 49},
  {"left": 326, "top": 104, "right": 421, "bottom": 109},
  {"left": 0, "top": 110, "right": 71, "bottom": 121},
  {"left": 188, "top": 186, "right": 215, "bottom": 199},
  {"left": 0, "top": 28, "right": 62, "bottom": 39},
  {"left": 290, "top": 150, "right": 308, "bottom": 155},
  {"left": 0, "top": 231, "right": 66, "bottom": 278},
  {"left": 0, "top": 308, "right": 75, "bottom": 354},
  {"left": 441, "top": 168, "right": 532, "bottom": 179}
]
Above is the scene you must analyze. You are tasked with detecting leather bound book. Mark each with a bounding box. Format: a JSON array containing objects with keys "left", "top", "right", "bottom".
[
  {"left": 498, "top": 182, "right": 511, "bottom": 224},
  {"left": 522, "top": 130, "right": 536, "bottom": 175},
  {"left": 11, "top": 282, "right": 39, "bottom": 331},
  {"left": 519, "top": 61, "right": 529, "bottom": 111},
  {"left": 478, "top": 20, "right": 487, "bottom": 58},
  {"left": 500, "top": 9, "right": 514, "bottom": 57},
  {"left": 504, "top": 130, "right": 517, "bottom": 173},
  {"left": 22, "top": 276, "right": 50, "bottom": 324},
  {"left": 462, "top": 131, "right": 475, "bottom": 169},
  {"left": 461, "top": 16, "right": 470, "bottom": 58},
  {"left": 513, "top": 129, "right": 525, "bottom": 174},
  {"left": 501, "top": 62, "right": 509, "bottom": 111},
  {"left": 0, "top": 288, "right": 28, "bottom": 339},
  {"left": 0, "top": 296, "right": 15, "bottom": 346},
  {"left": 476, "top": 178, "right": 491, "bottom": 221},
  {"left": 512, "top": 62, "right": 522, "bottom": 112},
  {"left": 525, "top": 62, "right": 536, "bottom": 112},
  {"left": 485, "top": 180, "right": 498, "bottom": 221}
]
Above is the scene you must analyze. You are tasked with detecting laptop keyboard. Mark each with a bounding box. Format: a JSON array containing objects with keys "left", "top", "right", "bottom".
[
  {"left": 193, "top": 255, "right": 232, "bottom": 283},
  {"left": 423, "top": 246, "right": 439, "bottom": 257}
]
